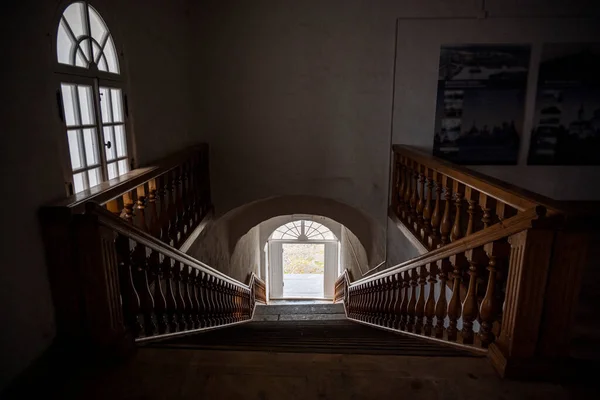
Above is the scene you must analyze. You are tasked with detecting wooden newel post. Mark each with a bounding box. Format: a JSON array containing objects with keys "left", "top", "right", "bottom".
[
  {"left": 488, "top": 227, "right": 554, "bottom": 378},
  {"left": 73, "top": 208, "right": 134, "bottom": 355}
]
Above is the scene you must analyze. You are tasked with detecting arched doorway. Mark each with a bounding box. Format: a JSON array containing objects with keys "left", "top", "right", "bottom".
[{"left": 268, "top": 219, "right": 339, "bottom": 299}]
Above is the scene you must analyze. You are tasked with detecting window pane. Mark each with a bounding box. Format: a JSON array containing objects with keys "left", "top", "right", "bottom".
[
  {"left": 57, "top": 20, "right": 74, "bottom": 65},
  {"left": 63, "top": 2, "right": 87, "bottom": 37},
  {"left": 75, "top": 49, "right": 88, "bottom": 67},
  {"left": 107, "top": 162, "right": 118, "bottom": 180},
  {"left": 104, "top": 35, "right": 119, "bottom": 74},
  {"left": 98, "top": 55, "right": 108, "bottom": 72},
  {"left": 110, "top": 89, "right": 123, "bottom": 122},
  {"left": 60, "top": 84, "right": 78, "bottom": 126},
  {"left": 73, "top": 172, "right": 85, "bottom": 194},
  {"left": 83, "top": 128, "right": 99, "bottom": 166},
  {"left": 77, "top": 86, "right": 95, "bottom": 125},
  {"left": 67, "top": 129, "right": 83, "bottom": 170},
  {"left": 88, "top": 167, "right": 102, "bottom": 188},
  {"left": 99, "top": 87, "right": 112, "bottom": 122},
  {"left": 103, "top": 127, "right": 116, "bottom": 161},
  {"left": 118, "top": 159, "right": 129, "bottom": 176},
  {"left": 88, "top": 5, "right": 108, "bottom": 44},
  {"left": 114, "top": 125, "right": 127, "bottom": 157}
]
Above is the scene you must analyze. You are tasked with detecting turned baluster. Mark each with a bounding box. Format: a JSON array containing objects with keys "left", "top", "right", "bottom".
[
  {"left": 422, "top": 169, "right": 433, "bottom": 241},
  {"left": 173, "top": 262, "right": 188, "bottom": 330},
  {"left": 392, "top": 274, "right": 402, "bottom": 329},
  {"left": 464, "top": 187, "right": 478, "bottom": 236},
  {"left": 356, "top": 285, "right": 364, "bottom": 320},
  {"left": 402, "top": 160, "right": 413, "bottom": 221},
  {"left": 150, "top": 251, "right": 168, "bottom": 334},
  {"left": 424, "top": 263, "right": 438, "bottom": 337},
  {"left": 182, "top": 266, "right": 195, "bottom": 329},
  {"left": 131, "top": 243, "right": 156, "bottom": 337},
  {"left": 415, "top": 266, "right": 427, "bottom": 334},
  {"left": 386, "top": 276, "right": 396, "bottom": 328},
  {"left": 447, "top": 253, "right": 468, "bottom": 341},
  {"left": 380, "top": 278, "right": 389, "bottom": 326},
  {"left": 189, "top": 269, "right": 201, "bottom": 329},
  {"left": 435, "top": 258, "right": 451, "bottom": 339},
  {"left": 134, "top": 185, "right": 149, "bottom": 233},
  {"left": 479, "top": 193, "right": 495, "bottom": 229},
  {"left": 205, "top": 275, "right": 216, "bottom": 326},
  {"left": 407, "top": 269, "right": 418, "bottom": 332},
  {"left": 429, "top": 171, "right": 442, "bottom": 248},
  {"left": 216, "top": 279, "right": 225, "bottom": 325},
  {"left": 463, "top": 248, "right": 486, "bottom": 344},
  {"left": 450, "top": 181, "right": 464, "bottom": 242},
  {"left": 440, "top": 175, "right": 453, "bottom": 245},
  {"left": 156, "top": 175, "right": 170, "bottom": 244},
  {"left": 106, "top": 199, "right": 120, "bottom": 217},
  {"left": 226, "top": 283, "right": 234, "bottom": 324},
  {"left": 174, "top": 167, "right": 185, "bottom": 246},
  {"left": 366, "top": 282, "right": 374, "bottom": 323},
  {"left": 495, "top": 202, "right": 506, "bottom": 224},
  {"left": 396, "top": 157, "right": 405, "bottom": 215},
  {"left": 121, "top": 191, "right": 135, "bottom": 224},
  {"left": 384, "top": 277, "right": 394, "bottom": 327},
  {"left": 163, "top": 257, "right": 179, "bottom": 332},
  {"left": 479, "top": 241, "right": 509, "bottom": 347},
  {"left": 147, "top": 180, "right": 161, "bottom": 238},
  {"left": 198, "top": 273, "right": 209, "bottom": 327},
  {"left": 115, "top": 234, "right": 143, "bottom": 337},
  {"left": 409, "top": 165, "right": 419, "bottom": 227},
  {"left": 399, "top": 271, "right": 410, "bottom": 330},
  {"left": 415, "top": 166, "right": 425, "bottom": 233},
  {"left": 166, "top": 170, "right": 179, "bottom": 247}
]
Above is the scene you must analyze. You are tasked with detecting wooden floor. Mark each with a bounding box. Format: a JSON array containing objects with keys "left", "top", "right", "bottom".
[{"left": 10, "top": 347, "right": 596, "bottom": 399}]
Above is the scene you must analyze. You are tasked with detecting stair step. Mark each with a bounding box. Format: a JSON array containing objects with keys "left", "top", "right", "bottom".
[
  {"left": 253, "top": 303, "right": 344, "bottom": 315},
  {"left": 148, "top": 320, "right": 478, "bottom": 358}
]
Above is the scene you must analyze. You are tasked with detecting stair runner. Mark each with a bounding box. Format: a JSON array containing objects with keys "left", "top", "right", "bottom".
[{"left": 147, "top": 319, "right": 478, "bottom": 357}]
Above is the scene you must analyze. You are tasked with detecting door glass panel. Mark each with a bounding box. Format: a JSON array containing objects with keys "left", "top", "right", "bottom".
[
  {"left": 60, "top": 84, "right": 78, "bottom": 126},
  {"left": 57, "top": 21, "right": 74, "bottom": 65},
  {"left": 103, "top": 126, "right": 116, "bottom": 161}
]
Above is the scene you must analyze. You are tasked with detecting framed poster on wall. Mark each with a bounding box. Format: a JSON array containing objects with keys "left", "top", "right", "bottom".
[
  {"left": 528, "top": 44, "right": 600, "bottom": 165},
  {"left": 433, "top": 44, "right": 531, "bottom": 165}
]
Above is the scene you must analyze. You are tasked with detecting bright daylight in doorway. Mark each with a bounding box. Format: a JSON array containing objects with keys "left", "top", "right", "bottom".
[{"left": 282, "top": 243, "right": 325, "bottom": 298}]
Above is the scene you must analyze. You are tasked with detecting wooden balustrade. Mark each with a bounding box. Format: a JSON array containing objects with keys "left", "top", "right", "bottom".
[
  {"left": 73, "top": 203, "right": 266, "bottom": 344},
  {"left": 39, "top": 145, "right": 274, "bottom": 350},
  {"left": 391, "top": 146, "right": 538, "bottom": 251},
  {"left": 336, "top": 206, "right": 562, "bottom": 374}
]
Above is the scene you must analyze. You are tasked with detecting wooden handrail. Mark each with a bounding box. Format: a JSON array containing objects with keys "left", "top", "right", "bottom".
[
  {"left": 355, "top": 206, "right": 545, "bottom": 285},
  {"left": 50, "top": 144, "right": 208, "bottom": 213},
  {"left": 89, "top": 203, "right": 247, "bottom": 289},
  {"left": 394, "top": 145, "right": 549, "bottom": 212}
]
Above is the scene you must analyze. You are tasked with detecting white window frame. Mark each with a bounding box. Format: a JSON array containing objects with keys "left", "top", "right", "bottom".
[{"left": 54, "top": 1, "right": 135, "bottom": 196}]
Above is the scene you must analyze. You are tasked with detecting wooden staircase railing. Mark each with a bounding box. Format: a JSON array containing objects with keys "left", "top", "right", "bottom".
[
  {"left": 40, "top": 144, "right": 266, "bottom": 352},
  {"left": 334, "top": 145, "right": 599, "bottom": 378},
  {"left": 80, "top": 203, "right": 266, "bottom": 345}
]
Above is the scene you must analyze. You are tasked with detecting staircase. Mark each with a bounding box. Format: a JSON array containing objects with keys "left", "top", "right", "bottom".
[
  {"left": 149, "top": 301, "right": 474, "bottom": 357},
  {"left": 252, "top": 301, "right": 346, "bottom": 321}
]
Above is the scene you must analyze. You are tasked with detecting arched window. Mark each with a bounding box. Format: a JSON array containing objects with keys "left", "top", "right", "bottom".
[
  {"left": 56, "top": 2, "right": 131, "bottom": 195},
  {"left": 270, "top": 220, "right": 336, "bottom": 241}
]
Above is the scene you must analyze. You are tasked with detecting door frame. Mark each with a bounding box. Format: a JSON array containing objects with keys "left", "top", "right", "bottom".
[{"left": 268, "top": 239, "right": 338, "bottom": 300}]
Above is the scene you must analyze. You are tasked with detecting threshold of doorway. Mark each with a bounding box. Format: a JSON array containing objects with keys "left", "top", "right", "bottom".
[{"left": 269, "top": 298, "right": 333, "bottom": 305}]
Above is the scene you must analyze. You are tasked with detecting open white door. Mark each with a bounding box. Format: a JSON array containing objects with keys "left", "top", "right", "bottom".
[
  {"left": 323, "top": 242, "right": 338, "bottom": 299},
  {"left": 269, "top": 241, "right": 283, "bottom": 298}
]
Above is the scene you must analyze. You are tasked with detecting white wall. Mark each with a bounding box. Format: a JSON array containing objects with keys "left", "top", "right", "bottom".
[
  {"left": 0, "top": 0, "right": 192, "bottom": 388},
  {"left": 393, "top": 15, "right": 600, "bottom": 200}
]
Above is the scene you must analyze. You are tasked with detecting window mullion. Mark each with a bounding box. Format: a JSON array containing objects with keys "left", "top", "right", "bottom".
[{"left": 93, "top": 79, "right": 109, "bottom": 181}]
